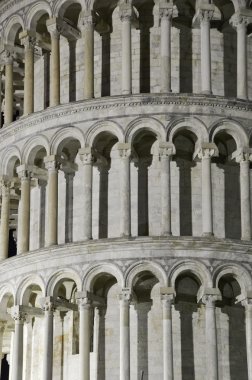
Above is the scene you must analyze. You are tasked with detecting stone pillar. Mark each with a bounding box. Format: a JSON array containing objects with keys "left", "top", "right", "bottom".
[
  {"left": 79, "top": 148, "right": 94, "bottom": 240},
  {"left": 159, "top": 143, "right": 175, "bottom": 236},
  {"left": 17, "top": 166, "right": 31, "bottom": 254},
  {"left": 65, "top": 171, "right": 75, "bottom": 243},
  {"left": 230, "top": 13, "right": 251, "bottom": 100},
  {"left": 194, "top": 7, "right": 214, "bottom": 94},
  {"left": 242, "top": 297, "right": 252, "bottom": 380},
  {"left": 20, "top": 31, "right": 35, "bottom": 115},
  {"left": 0, "top": 321, "right": 6, "bottom": 378},
  {"left": 236, "top": 152, "right": 252, "bottom": 240},
  {"left": 197, "top": 144, "right": 218, "bottom": 236},
  {"left": 118, "top": 144, "right": 131, "bottom": 237},
  {"left": 159, "top": 3, "right": 177, "bottom": 93},
  {"left": 44, "top": 156, "right": 60, "bottom": 247},
  {"left": 41, "top": 297, "right": 55, "bottom": 380},
  {"left": 201, "top": 290, "right": 221, "bottom": 380},
  {"left": 47, "top": 19, "right": 61, "bottom": 107},
  {"left": 3, "top": 51, "right": 14, "bottom": 125},
  {"left": 119, "top": 2, "right": 133, "bottom": 95},
  {"left": 81, "top": 12, "right": 94, "bottom": 99},
  {"left": 77, "top": 293, "right": 92, "bottom": 380},
  {"left": 161, "top": 288, "right": 175, "bottom": 380},
  {"left": 119, "top": 289, "right": 131, "bottom": 380},
  {"left": 0, "top": 67, "right": 3, "bottom": 128},
  {"left": 0, "top": 177, "right": 10, "bottom": 260},
  {"left": 11, "top": 306, "right": 27, "bottom": 380}
]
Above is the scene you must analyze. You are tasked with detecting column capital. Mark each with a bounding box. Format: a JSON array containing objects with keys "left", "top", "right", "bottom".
[
  {"left": 160, "top": 287, "right": 175, "bottom": 303},
  {"left": 11, "top": 306, "right": 28, "bottom": 322},
  {"left": 46, "top": 18, "right": 62, "bottom": 39},
  {"left": 44, "top": 155, "right": 61, "bottom": 171},
  {"left": 78, "top": 147, "right": 94, "bottom": 165},
  {"left": 232, "top": 148, "right": 252, "bottom": 164},
  {"left": 230, "top": 11, "right": 252, "bottom": 29},
  {"left": 40, "top": 296, "right": 56, "bottom": 313},
  {"left": 119, "top": 288, "right": 132, "bottom": 302},
  {"left": 119, "top": 2, "right": 133, "bottom": 21},
  {"left": 16, "top": 165, "right": 32, "bottom": 180},
  {"left": 19, "top": 30, "right": 36, "bottom": 50},
  {"left": 159, "top": 2, "right": 178, "bottom": 20},
  {"left": 197, "top": 143, "right": 218, "bottom": 160},
  {"left": 159, "top": 142, "right": 176, "bottom": 157},
  {"left": 1, "top": 49, "right": 14, "bottom": 65},
  {"left": 193, "top": 5, "right": 215, "bottom": 26},
  {"left": 117, "top": 143, "right": 132, "bottom": 159},
  {"left": 0, "top": 176, "right": 11, "bottom": 195},
  {"left": 198, "top": 288, "right": 222, "bottom": 306},
  {"left": 76, "top": 290, "right": 92, "bottom": 310},
  {"left": 79, "top": 10, "right": 96, "bottom": 31}
]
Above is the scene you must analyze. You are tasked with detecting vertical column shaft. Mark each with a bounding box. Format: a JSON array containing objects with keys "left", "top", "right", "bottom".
[
  {"left": 42, "top": 299, "right": 55, "bottom": 380},
  {"left": 47, "top": 20, "right": 61, "bottom": 107},
  {"left": 159, "top": 5, "right": 174, "bottom": 93},
  {"left": 44, "top": 156, "right": 59, "bottom": 247},
  {"left": 82, "top": 14, "right": 94, "bottom": 99},
  {"left": 11, "top": 307, "right": 26, "bottom": 380},
  {"left": 78, "top": 299, "right": 91, "bottom": 380},
  {"left": 22, "top": 34, "right": 35, "bottom": 115},
  {"left": 120, "top": 4, "right": 132, "bottom": 95},
  {"left": 17, "top": 167, "right": 31, "bottom": 254},
  {"left": 0, "top": 323, "right": 5, "bottom": 379},
  {"left": 161, "top": 293, "right": 174, "bottom": 380},
  {"left": 160, "top": 146, "right": 173, "bottom": 236},
  {"left": 119, "top": 290, "right": 131, "bottom": 380},
  {"left": 79, "top": 148, "right": 93, "bottom": 240},
  {"left": 119, "top": 145, "right": 131, "bottom": 237},
  {"left": 199, "top": 10, "right": 213, "bottom": 94},
  {"left": 0, "top": 179, "right": 10, "bottom": 260},
  {"left": 244, "top": 302, "right": 252, "bottom": 380},
  {"left": 4, "top": 54, "right": 13, "bottom": 125},
  {"left": 239, "top": 158, "right": 251, "bottom": 240}
]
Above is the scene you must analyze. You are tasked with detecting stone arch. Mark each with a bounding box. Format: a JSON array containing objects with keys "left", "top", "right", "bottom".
[
  {"left": 53, "top": 0, "right": 83, "bottom": 18},
  {"left": 169, "top": 260, "right": 212, "bottom": 289},
  {"left": 46, "top": 269, "right": 82, "bottom": 297},
  {"left": 26, "top": 1, "right": 52, "bottom": 31},
  {"left": 0, "top": 284, "right": 15, "bottom": 309},
  {"left": 83, "top": 263, "right": 124, "bottom": 291},
  {"left": 126, "top": 117, "right": 166, "bottom": 144},
  {"left": 86, "top": 120, "right": 124, "bottom": 147},
  {"left": 213, "top": 263, "right": 252, "bottom": 297},
  {"left": 209, "top": 119, "right": 249, "bottom": 150},
  {"left": 125, "top": 261, "right": 167, "bottom": 289},
  {"left": 167, "top": 117, "right": 209, "bottom": 146},
  {"left": 50, "top": 126, "right": 85, "bottom": 155},
  {"left": 1, "top": 146, "right": 21, "bottom": 176},
  {"left": 21, "top": 135, "right": 50, "bottom": 164},
  {"left": 4, "top": 15, "right": 24, "bottom": 44},
  {"left": 16, "top": 274, "right": 46, "bottom": 305}
]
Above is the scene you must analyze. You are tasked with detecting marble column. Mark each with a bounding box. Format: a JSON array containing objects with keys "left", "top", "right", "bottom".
[
  {"left": 0, "top": 67, "right": 3, "bottom": 128},
  {"left": 21, "top": 32, "right": 35, "bottom": 115},
  {"left": 242, "top": 298, "right": 252, "bottom": 380},
  {"left": 118, "top": 144, "right": 131, "bottom": 237},
  {"left": 79, "top": 148, "right": 94, "bottom": 240},
  {"left": 44, "top": 156, "right": 60, "bottom": 247},
  {"left": 161, "top": 290, "right": 175, "bottom": 380},
  {"left": 159, "top": 3, "right": 177, "bottom": 93},
  {"left": 0, "top": 178, "right": 10, "bottom": 260},
  {"left": 0, "top": 321, "right": 6, "bottom": 378},
  {"left": 198, "top": 144, "right": 217, "bottom": 236},
  {"left": 236, "top": 152, "right": 251, "bottom": 240},
  {"left": 47, "top": 20, "right": 61, "bottom": 107},
  {"left": 65, "top": 171, "right": 75, "bottom": 243},
  {"left": 230, "top": 13, "right": 250, "bottom": 100},
  {"left": 119, "top": 3, "right": 133, "bottom": 95},
  {"left": 119, "top": 289, "right": 131, "bottom": 380},
  {"left": 159, "top": 143, "right": 174, "bottom": 236},
  {"left": 77, "top": 294, "right": 92, "bottom": 380},
  {"left": 3, "top": 51, "right": 14, "bottom": 125},
  {"left": 81, "top": 12, "right": 94, "bottom": 99},
  {"left": 11, "top": 306, "right": 27, "bottom": 380},
  {"left": 201, "top": 292, "right": 221, "bottom": 380},
  {"left": 17, "top": 166, "right": 31, "bottom": 254},
  {"left": 41, "top": 298, "right": 55, "bottom": 380}
]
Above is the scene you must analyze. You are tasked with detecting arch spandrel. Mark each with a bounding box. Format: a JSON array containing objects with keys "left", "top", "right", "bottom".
[
  {"left": 0, "top": 284, "right": 15, "bottom": 309},
  {"left": 126, "top": 117, "right": 166, "bottom": 145},
  {"left": 50, "top": 126, "right": 85, "bottom": 155},
  {"left": 168, "top": 260, "right": 212, "bottom": 289},
  {"left": 16, "top": 274, "right": 46, "bottom": 305},
  {"left": 4, "top": 15, "right": 24, "bottom": 45},
  {"left": 83, "top": 263, "right": 124, "bottom": 292},
  {"left": 25, "top": 1, "right": 52, "bottom": 30},
  {"left": 167, "top": 117, "right": 209, "bottom": 145},
  {"left": 125, "top": 261, "right": 167, "bottom": 289},
  {"left": 21, "top": 135, "right": 50, "bottom": 164},
  {"left": 1, "top": 145, "right": 21, "bottom": 176}
]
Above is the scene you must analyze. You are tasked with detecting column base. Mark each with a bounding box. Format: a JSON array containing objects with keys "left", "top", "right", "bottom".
[
  {"left": 241, "top": 236, "right": 251, "bottom": 241},
  {"left": 202, "top": 232, "right": 214, "bottom": 237},
  {"left": 201, "top": 90, "right": 212, "bottom": 95},
  {"left": 161, "top": 232, "right": 172, "bottom": 237}
]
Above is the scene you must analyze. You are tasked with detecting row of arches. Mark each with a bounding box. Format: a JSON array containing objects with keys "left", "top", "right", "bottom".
[{"left": 0, "top": 259, "right": 250, "bottom": 379}]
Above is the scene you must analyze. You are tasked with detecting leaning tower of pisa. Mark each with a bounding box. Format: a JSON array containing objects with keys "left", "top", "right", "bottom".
[{"left": 0, "top": 0, "right": 252, "bottom": 379}]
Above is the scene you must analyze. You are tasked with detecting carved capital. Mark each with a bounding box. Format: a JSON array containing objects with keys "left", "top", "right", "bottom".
[
  {"left": 0, "top": 176, "right": 11, "bottom": 198},
  {"left": 159, "top": 142, "right": 175, "bottom": 158},
  {"left": 193, "top": 5, "right": 215, "bottom": 27},
  {"left": 79, "top": 147, "right": 94, "bottom": 165},
  {"left": 119, "top": 288, "right": 132, "bottom": 303},
  {"left": 199, "top": 288, "right": 222, "bottom": 306},
  {"left": 44, "top": 155, "right": 61, "bottom": 171},
  {"left": 11, "top": 306, "right": 28, "bottom": 322},
  {"left": 119, "top": 3, "right": 133, "bottom": 22},
  {"left": 76, "top": 290, "right": 92, "bottom": 310},
  {"left": 16, "top": 165, "right": 31, "bottom": 181},
  {"left": 1, "top": 50, "right": 14, "bottom": 65},
  {"left": 117, "top": 143, "right": 132, "bottom": 159},
  {"left": 40, "top": 297, "right": 56, "bottom": 313},
  {"left": 197, "top": 143, "right": 218, "bottom": 160},
  {"left": 19, "top": 30, "right": 36, "bottom": 50},
  {"left": 159, "top": 3, "right": 178, "bottom": 21},
  {"left": 46, "top": 18, "right": 62, "bottom": 39},
  {"left": 232, "top": 148, "right": 252, "bottom": 164},
  {"left": 230, "top": 12, "right": 251, "bottom": 29}
]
